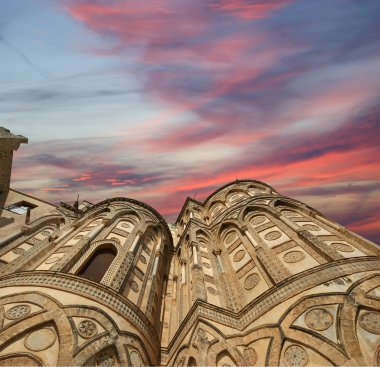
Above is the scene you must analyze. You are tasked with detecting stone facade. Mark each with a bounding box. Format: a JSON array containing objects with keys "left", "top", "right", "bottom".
[{"left": 0, "top": 128, "right": 379, "bottom": 366}]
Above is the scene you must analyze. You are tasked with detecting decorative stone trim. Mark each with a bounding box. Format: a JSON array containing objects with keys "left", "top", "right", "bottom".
[
  {"left": 304, "top": 308, "right": 333, "bottom": 331},
  {"left": 77, "top": 320, "right": 98, "bottom": 339},
  {"left": 298, "top": 230, "right": 343, "bottom": 261},
  {"left": 0, "top": 271, "right": 160, "bottom": 352},
  {"left": 5, "top": 304, "right": 31, "bottom": 320},
  {"left": 284, "top": 344, "right": 308, "bottom": 367},
  {"left": 165, "top": 258, "right": 380, "bottom": 354}
]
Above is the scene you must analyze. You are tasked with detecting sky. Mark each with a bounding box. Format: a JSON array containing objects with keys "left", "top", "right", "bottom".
[{"left": 1, "top": 0, "right": 380, "bottom": 243}]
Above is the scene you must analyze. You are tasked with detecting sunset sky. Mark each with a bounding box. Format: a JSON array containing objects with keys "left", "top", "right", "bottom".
[{"left": 2, "top": 0, "right": 380, "bottom": 242}]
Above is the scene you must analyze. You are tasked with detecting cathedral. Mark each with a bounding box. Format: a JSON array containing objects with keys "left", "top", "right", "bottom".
[{"left": 0, "top": 127, "right": 379, "bottom": 367}]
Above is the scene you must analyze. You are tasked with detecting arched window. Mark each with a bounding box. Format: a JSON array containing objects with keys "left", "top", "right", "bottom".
[
  {"left": 78, "top": 246, "right": 117, "bottom": 282},
  {"left": 188, "top": 357, "right": 197, "bottom": 367}
]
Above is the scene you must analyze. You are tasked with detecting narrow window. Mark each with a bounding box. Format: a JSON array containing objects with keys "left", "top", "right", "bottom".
[{"left": 78, "top": 246, "right": 117, "bottom": 282}]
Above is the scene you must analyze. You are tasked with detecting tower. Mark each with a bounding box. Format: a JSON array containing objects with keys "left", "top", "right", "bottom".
[
  {"left": 0, "top": 128, "right": 379, "bottom": 366},
  {"left": 0, "top": 127, "right": 27, "bottom": 217},
  {"left": 161, "top": 181, "right": 380, "bottom": 366}
]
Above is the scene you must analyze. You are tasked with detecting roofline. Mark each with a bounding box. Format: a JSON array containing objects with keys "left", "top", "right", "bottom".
[
  {"left": 175, "top": 197, "right": 203, "bottom": 224},
  {"left": 9, "top": 188, "right": 58, "bottom": 208},
  {"left": 202, "top": 179, "right": 275, "bottom": 205},
  {"left": 175, "top": 179, "right": 276, "bottom": 224},
  {"left": 86, "top": 197, "right": 174, "bottom": 250}
]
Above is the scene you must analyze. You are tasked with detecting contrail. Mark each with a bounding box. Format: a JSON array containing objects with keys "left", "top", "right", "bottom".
[{"left": 0, "top": 34, "right": 51, "bottom": 80}]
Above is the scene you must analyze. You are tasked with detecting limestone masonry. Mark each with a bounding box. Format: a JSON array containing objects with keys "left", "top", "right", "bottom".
[{"left": 0, "top": 128, "right": 379, "bottom": 366}]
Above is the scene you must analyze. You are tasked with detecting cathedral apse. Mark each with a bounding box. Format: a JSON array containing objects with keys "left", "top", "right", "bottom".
[{"left": 0, "top": 128, "right": 379, "bottom": 366}]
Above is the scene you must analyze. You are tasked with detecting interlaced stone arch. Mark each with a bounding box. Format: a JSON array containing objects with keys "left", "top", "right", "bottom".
[
  {"left": 73, "top": 241, "right": 120, "bottom": 285},
  {"left": 70, "top": 240, "right": 121, "bottom": 277},
  {"left": 0, "top": 291, "right": 74, "bottom": 366},
  {"left": 207, "top": 200, "right": 228, "bottom": 222}
]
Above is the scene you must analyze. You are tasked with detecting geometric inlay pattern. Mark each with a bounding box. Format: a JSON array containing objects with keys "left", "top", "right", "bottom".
[
  {"left": 233, "top": 250, "right": 246, "bottom": 262},
  {"left": 284, "top": 345, "right": 309, "bottom": 367},
  {"left": 45, "top": 256, "right": 60, "bottom": 264},
  {"left": 5, "top": 304, "right": 31, "bottom": 320},
  {"left": 130, "top": 281, "right": 139, "bottom": 292},
  {"left": 283, "top": 251, "right": 305, "bottom": 263},
  {"left": 305, "top": 308, "right": 333, "bottom": 331},
  {"left": 359, "top": 312, "right": 380, "bottom": 334},
  {"left": 24, "top": 328, "right": 56, "bottom": 351},
  {"left": 250, "top": 216, "right": 266, "bottom": 225},
  {"left": 12, "top": 248, "right": 25, "bottom": 255},
  {"left": 302, "top": 224, "right": 321, "bottom": 231},
  {"left": 78, "top": 320, "right": 98, "bottom": 339},
  {"left": 330, "top": 242, "right": 355, "bottom": 253},
  {"left": 244, "top": 274, "right": 260, "bottom": 290},
  {"left": 95, "top": 352, "right": 115, "bottom": 366},
  {"left": 225, "top": 233, "right": 238, "bottom": 245},
  {"left": 282, "top": 211, "right": 301, "bottom": 217},
  {"left": 264, "top": 231, "right": 282, "bottom": 241}
]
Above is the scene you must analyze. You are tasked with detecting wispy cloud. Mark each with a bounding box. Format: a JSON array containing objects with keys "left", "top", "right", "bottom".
[{"left": 5, "top": 0, "right": 380, "bottom": 243}]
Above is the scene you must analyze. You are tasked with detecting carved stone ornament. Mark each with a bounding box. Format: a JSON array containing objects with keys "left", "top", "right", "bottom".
[
  {"left": 139, "top": 255, "right": 147, "bottom": 264},
  {"left": 207, "top": 287, "right": 217, "bottom": 295},
  {"left": 130, "top": 281, "right": 139, "bottom": 292},
  {"left": 121, "top": 222, "right": 131, "bottom": 229},
  {"left": 197, "top": 328, "right": 206, "bottom": 338},
  {"left": 305, "top": 308, "right": 333, "bottom": 331},
  {"left": 233, "top": 249, "right": 246, "bottom": 262},
  {"left": 244, "top": 347, "right": 258, "bottom": 366},
  {"left": 25, "top": 328, "right": 56, "bottom": 351},
  {"left": 244, "top": 273, "right": 260, "bottom": 290},
  {"left": 302, "top": 224, "right": 321, "bottom": 231},
  {"left": 225, "top": 232, "right": 237, "bottom": 245},
  {"left": 264, "top": 231, "right": 282, "bottom": 241},
  {"left": 282, "top": 210, "right": 300, "bottom": 217},
  {"left": 95, "top": 352, "right": 115, "bottom": 366},
  {"left": 5, "top": 304, "right": 31, "bottom": 320},
  {"left": 284, "top": 345, "right": 309, "bottom": 367},
  {"left": 283, "top": 251, "right": 305, "bottom": 263},
  {"left": 45, "top": 256, "right": 60, "bottom": 264},
  {"left": 12, "top": 247, "right": 25, "bottom": 255},
  {"left": 330, "top": 242, "right": 355, "bottom": 253},
  {"left": 359, "top": 312, "right": 380, "bottom": 334},
  {"left": 77, "top": 319, "right": 98, "bottom": 339},
  {"left": 250, "top": 216, "right": 266, "bottom": 225}
]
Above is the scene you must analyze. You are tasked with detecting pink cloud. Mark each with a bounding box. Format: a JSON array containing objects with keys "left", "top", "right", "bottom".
[{"left": 210, "top": 0, "right": 293, "bottom": 20}]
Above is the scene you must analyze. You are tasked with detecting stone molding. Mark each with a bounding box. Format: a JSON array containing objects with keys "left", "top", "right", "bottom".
[
  {"left": 164, "top": 258, "right": 380, "bottom": 355},
  {"left": 0, "top": 271, "right": 160, "bottom": 352}
]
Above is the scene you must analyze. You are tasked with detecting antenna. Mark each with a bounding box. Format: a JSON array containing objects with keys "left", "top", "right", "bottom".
[{"left": 74, "top": 194, "right": 79, "bottom": 210}]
